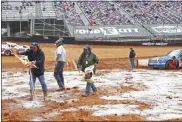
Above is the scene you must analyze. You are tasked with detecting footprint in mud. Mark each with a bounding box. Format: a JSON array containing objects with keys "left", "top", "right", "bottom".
[
  {"left": 72, "top": 86, "right": 79, "bottom": 89},
  {"left": 14, "top": 81, "right": 26, "bottom": 85},
  {"left": 125, "top": 76, "right": 133, "bottom": 81}
]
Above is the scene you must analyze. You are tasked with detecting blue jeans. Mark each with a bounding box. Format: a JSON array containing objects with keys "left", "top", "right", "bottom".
[
  {"left": 29, "top": 74, "right": 47, "bottom": 91},
  {"left": 54, "top": 61, "right": 65, "bottom": 88},
  {"left": 130, "top": 58, "right": 136, "bottom": 68},
  {"left": 85, "top": 82, "right": 97, "bottom": 95}
]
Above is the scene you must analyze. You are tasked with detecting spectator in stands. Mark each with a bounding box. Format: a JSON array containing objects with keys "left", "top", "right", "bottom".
[
  {"left": 43, "top": 7, "right": 46, "bottom": 11},
  {"left": 127, "top": 20, "right": 131, "bottom": 24},
  {"left": 26, "top": 2, "right": 29, "bottom": 6},
  {"left": 155, "top": 15, "right": 158, "bottom": 21},
  {"left": 54, "top": 38, "right": 66, "bottom": 91},
  {"left": 19, "top": 10, "right": 22, "bottom": 14},
  {"left": 105, "top": 13, "right": 109, "bottom": 17},
  {"left": 66, "top": 7, "right": 70, "bottom": 11},
  {"left": 170, "top": 56, "right": 178, "bottom": 69},
  {"left": 77, "top": 44, "right": 99, "bottom": 97},
  {"left": 15, "top": 6, "right": 19, "bottom": 10},
  {"left": 29, "top": 2, "right": 33, "bottom": 6},
  {"left": 72, "top": 2, "right": 75, "bottom": 7},
  {"left": 85, "top": 9, "right": 89, "bottom": 14},
  {"left": 129, "top": 48, "right": 136, "bottom": 68},
  {"left": 89, "top": 20, "right": 96, "bottom": 26}
]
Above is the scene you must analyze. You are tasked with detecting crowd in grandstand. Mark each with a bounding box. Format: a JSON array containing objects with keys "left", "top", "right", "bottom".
[
  {"left": 54, "top": 1, "right": 83, "bottom": 25},
  {"left": 2, "top": 1, "right": 33, "bottom": 13},
  {"left": 78, "top": 1, "right": 133, "bottom": 25},
  {"left": 2, "top": 1, "right": 35, "bottom": 19},
  {"left": 2, "top": 1, "right": 182, "bottom": 25},
  {"left": 118, "top": 1, "right": 182, "bottom": 24}
]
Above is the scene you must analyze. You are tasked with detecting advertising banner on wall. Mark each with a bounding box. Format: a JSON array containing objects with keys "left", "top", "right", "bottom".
[
  {"left": 68, "top": 24, "right": 182, "bottom": 41},
  {"left": 142, "top": 42, "right": 168, "bottom": 46},
  {"left": 69, "top": 25, "right": 151, "bottom": 38},
  {"left": 147, "top": 24, "right": 182, "bottom": 35}
]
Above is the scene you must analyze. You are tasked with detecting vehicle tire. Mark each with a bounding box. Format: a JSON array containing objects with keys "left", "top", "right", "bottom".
[
  {"left": 5, "top": 50, "right": 11, "bottom": 56},
  {"left": 165, "top": 60, "right": 172, "bottom": 69},
  {"left": 152, "top": 67, "right": 158, "bottom": 69}
]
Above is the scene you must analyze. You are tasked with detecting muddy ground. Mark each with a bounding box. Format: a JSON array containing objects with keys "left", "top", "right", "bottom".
[{"left": 2, "top": 42, "right": 182, "bottom": 121}]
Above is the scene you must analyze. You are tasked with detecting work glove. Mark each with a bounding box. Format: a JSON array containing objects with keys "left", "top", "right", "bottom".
[
  {"left": 26, "top": 62, "right": 37, "bottom": 68},
  {"left": 88, "top": 79, "right": 94, "bottom": 83},
  {"left": 78, "top": 68, "right": 81, "bottom": 73}
]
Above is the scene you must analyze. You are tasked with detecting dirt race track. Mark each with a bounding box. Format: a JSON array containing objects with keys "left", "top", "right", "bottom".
[
  {"left": 2, "top": 42, "right": 182, "bottom": 121},
  {"left": 2, "top": 42, "right": 182, "bottom": 72}
]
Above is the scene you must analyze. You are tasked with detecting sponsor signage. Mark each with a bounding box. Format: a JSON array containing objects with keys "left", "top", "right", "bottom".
[
  {"left": 44, "top": 36, "right": 49, "bottom": 39},
  {"left": 71, "top": 25, "right": 151, "bottom": 37},
  {"left": 74, "top": 27, "right": 139, "bottom": 35},
  {"left": 152, "top": 26, "right": 182, "bottom": 33},
  {"left": 142, "top": 42, "right": 168, "bottom": 46},
  {"left": 68, "top": 24, "right": 182, "bottom": 41}
]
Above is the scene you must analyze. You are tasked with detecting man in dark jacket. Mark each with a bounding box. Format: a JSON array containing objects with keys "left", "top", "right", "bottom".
[
  {"left": 77, "top": 44, "right": 99, "bottom": 96},
  {"left": 129, "top": 48, "right": 136, "bottom": 68},
  {"left": 17, "top": 42, "right": 48, "bottom": 101}
]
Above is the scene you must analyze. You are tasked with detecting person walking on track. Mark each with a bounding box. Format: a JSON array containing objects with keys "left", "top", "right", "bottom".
[
  {"left": 54, "top": 38, "right": 66, "bottom": 91},
  {"left": 17, "top": 42, "right": 48, "bottom": 101},
  {"left": 129, "top": 48, "right": 136, "bottom": 68},
  {"left": 77, "top": 44, "right": 99, "bottom": 96}
]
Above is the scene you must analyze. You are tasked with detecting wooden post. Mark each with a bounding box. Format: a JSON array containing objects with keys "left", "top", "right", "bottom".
[{"left": 72, "top": 59, "right": 78, "bottom": 71}]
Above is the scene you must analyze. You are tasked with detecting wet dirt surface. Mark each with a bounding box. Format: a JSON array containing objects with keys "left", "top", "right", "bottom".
[{"left": 2, "top": 42, "right": 182, "bottom": 121}]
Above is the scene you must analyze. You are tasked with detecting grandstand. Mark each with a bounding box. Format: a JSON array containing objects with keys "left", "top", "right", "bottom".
[{"left": 1, "top": 0, "right": 182, "bottom": 45}]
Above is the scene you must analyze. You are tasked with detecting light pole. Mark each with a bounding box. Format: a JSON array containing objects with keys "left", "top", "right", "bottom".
[
  {"left": 20, "top": 11, "right": 22, "bottom": 36},
  {"left": 43, "top": 19, "right": 45, "bottom": 36}
]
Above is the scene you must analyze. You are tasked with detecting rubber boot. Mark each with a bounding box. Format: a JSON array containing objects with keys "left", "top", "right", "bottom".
[
  {"left": 82, "top": 92, "right": 89, "bottom": 97},
  {"left": 43, "top": 91, "right": 48, "bottom": 101},
  {"left": 29, "top": 90, "right": 34, "bottom": 101},
  {"left": 93, "top": 91, "right": 97, "bottom": 95}
]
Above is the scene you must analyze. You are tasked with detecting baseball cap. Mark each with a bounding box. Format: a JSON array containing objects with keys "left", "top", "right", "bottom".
[
  {"left": 84, "top": 44, "right": 90, "bottom": 50},
  {"left": 31, "top": 42, "right": 39, "bottom": 48},
  {"left": 55, "top": 38, "right": 63, "bottom": 45}
]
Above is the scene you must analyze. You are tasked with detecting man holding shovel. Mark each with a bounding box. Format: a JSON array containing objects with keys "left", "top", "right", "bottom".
[{"left": 16, "top": 42, "right": 48, "bottom": 101}]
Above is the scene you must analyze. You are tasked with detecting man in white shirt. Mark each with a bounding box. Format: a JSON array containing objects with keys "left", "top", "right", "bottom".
[{"left": 54, "top": 38, "right": 66, "bottom": 91}]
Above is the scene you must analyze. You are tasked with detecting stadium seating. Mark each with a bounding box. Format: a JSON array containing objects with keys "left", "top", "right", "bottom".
[
  {"left": 77, "top": 1, "right": 133, "bottom": 25},
  {"left": 54, "top": 1, "right": 84, "bottom": 25},
  {"left": 2, "top": 1, "right": 36, "bottom": 20},
  {"left": 118, "top": 1, "right": 182, "bottom": 24},
  {"left": 41, "top": 2, "right": 56, "bottom": 18},
  {"left": 2, "top": 1, "right": 182, "bottom": 25}
]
